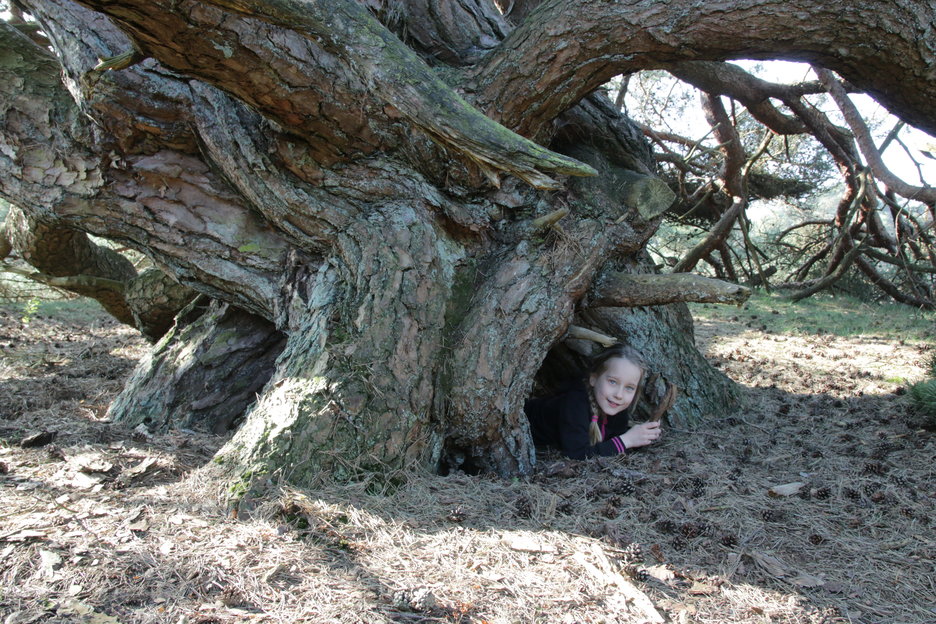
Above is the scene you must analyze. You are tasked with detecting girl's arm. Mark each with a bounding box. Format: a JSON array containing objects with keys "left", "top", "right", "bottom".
[{"left": 557, "top": 392, "right": 627, "bottom": 459}]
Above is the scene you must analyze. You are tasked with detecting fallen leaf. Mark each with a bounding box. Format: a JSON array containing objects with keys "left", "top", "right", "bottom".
[
  {"left": 39, "top": 549, "right": 63, "bottom": 578},
  {"left": 687, "top": 581, "right": 718, "bottom": 595},
  {"left": 503, "top": 535, "right": 556, "bottom": 553},
  {"left": 644, "top": 564, "right": 676, "bottom": 582},
  {"left": 69, "top": 471, "right": 104, "bottom": 490},
  {"left": 56, "top": 599, "right": 94, "bottom": 617},
  {"left": 768, "top": 482, "right": 804, "bottom": 497},
  {"left": 127, "top": 519, "right": 149, "bottom": 532},
  {"left": 790, "top": 572, "right": 825, "bottom": 587},
  {"left": 124, "top": 457, "right": 157, "bottom": 478}
]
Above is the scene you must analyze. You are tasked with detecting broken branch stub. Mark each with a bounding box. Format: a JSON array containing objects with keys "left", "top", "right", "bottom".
[{"left": 588, "top": 272, "right": 751, "bottom": 308}]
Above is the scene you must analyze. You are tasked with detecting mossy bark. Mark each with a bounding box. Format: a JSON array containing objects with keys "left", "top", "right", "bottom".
[
  {"left": 108, "top": 299, "right": 284, "bottom": 433},
  {"left": 0, "top": 0, "right": 763, "bottom": 485}
]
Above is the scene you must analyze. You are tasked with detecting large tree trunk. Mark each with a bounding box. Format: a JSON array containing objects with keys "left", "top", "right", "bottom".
[{"left": 3, "top": 0, "right": 935, "bottom": 485}]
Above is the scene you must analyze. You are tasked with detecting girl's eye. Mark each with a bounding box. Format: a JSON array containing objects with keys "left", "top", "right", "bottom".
[{"left": 608, "top": 379, "right": 616, "bottom": 385}]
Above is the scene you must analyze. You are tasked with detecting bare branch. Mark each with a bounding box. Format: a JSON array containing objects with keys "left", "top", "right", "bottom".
[
  {"left": 566, "top": 325, "right": 617, "bottom": 347},
  {"left": 588, "top": 272, "right": 751, "bottom": 307},
  {"left": 815, "top": 67, "right": 936, "bottom": 203},
  {"left": 471, "top": 0, "right": 936, "bottom": 140}
]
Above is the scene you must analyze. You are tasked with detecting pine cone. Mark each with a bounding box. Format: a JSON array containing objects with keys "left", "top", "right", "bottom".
[
  {"left": 680, "top": 522, "right": 703, "bottom": 538},
  {"left": 843, "top": 488, "right": 862, "bottom": 502},
  {"left": 863, "top": 462, "right": 886, "bottom": 475},
  {"left": 760, "top": 509, "right": 784, "bottom": 522},
  {"left": 621, "top": 542, "right": 643, "bottom": 564},
  {"left": 514, "top": 495, "right": 533, "bottom": 519}
]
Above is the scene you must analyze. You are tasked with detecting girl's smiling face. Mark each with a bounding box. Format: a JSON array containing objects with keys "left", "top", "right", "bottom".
[{"left": 589, "top": 356, "right": 642, "bottom": 416}]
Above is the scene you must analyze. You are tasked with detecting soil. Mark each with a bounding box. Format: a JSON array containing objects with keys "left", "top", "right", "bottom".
[{"left": 0, "top": 303, "right": 933, "bottom": 624}]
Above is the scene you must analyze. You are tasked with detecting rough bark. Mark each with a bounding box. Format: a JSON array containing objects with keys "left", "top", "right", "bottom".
[
  {"left": 3, "top": 0, "right": 935, "bottom": 484},
  {"left": 108, "top": 298, "right": 285, "bottom": 432},
  {"left": 589, "top": 272, "right": 751, "bottom": 308}
]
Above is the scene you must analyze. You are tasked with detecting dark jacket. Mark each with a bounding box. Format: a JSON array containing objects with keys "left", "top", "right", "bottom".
[{"left": 524, "top": 387, "right": 629, "bottom": 459}]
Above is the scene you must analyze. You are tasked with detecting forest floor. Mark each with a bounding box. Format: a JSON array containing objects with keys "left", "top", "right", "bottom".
[{"left": 0, "top": 296, "right": 934, "bottom": 624}]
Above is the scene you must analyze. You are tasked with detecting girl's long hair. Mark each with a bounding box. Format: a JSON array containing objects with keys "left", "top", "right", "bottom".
[{"left": 587, "top": 344, "right": 646, "bottom": 446}]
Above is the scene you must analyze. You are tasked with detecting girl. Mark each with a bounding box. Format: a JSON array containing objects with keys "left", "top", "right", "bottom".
[{"left": 524, "top": 344, "right": 662, "bottom": 460}]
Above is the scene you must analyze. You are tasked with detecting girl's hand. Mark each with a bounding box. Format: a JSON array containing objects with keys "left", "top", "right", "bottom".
[{"left": 619, "top": 421, "right": 662, "bottom": 449}]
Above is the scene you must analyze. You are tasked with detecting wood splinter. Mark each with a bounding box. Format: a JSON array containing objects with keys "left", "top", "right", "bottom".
[
  {"left": 93, "top": 49, "right": 146, "bottom": 72},
  {"left": 530, "top": 207, "right": 569, "bottom": 231},
  {"left": 649, "top": 382, "right": 678, "bottom": 422}
]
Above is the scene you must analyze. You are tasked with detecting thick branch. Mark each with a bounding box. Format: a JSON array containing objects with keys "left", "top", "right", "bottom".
[
  {"left": 200, "top": 0, "right": 595, "bottom": 188},
  {"left": 0, "top": 22, "right": 289, "bottom": 318},
  {"left": 862, "top": 247, "right": 936, "bottom": 275},
  {"left": 588, "top": 272, "right": 751, "bottom": 307},
  {"left": 471, "top": 0, "right": 936, "bottom": 140},
  {"left": 815, "top": 67, "right": 936, "bottom": 204},
  {"left": 854, "top": 254, "right": 934, "bottom": 309},
  {"left": 667, "top": 61, "right": 816, "bottom": 135}
]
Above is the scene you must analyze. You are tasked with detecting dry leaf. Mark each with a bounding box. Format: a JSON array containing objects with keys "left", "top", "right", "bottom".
[
  {"left": 644, "top": 564, "right": 676, "bottom": 582},
  {"left": 124, "top": 457, "right": 157, "bottom": 477},
  {"left": 56, "top": 599, "right": 94, "bottom": 617},
  {"left": 768, "top": 482, "right": 804, "bottom": 497},
  {"left": 39, "top": 549, "right": 63, "bottom": 578},
  {"left": 790, "top": 572, "right": 826, "bottom": 587},
  {"left": 503, "top": 535, "right": 556, "bottom": 553},
  {"left": 687, "top": 581, "right": 718, "bottom": 595},
  {"left": 127, "top": 519, "right": 149, "bottom": 532},
  {"left": 1, "top": 529, "right": 47, "bottom": 542},
  {"left": 76, "top": 456, "right": 114, "bottom": 474},
  {"left": 69, "top": 471, "right": 104, "bottom": 490}
]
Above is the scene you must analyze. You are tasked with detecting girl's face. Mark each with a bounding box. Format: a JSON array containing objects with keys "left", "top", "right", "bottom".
[{"left": 589, "top": 356, "right": 642, "bottom": 416}]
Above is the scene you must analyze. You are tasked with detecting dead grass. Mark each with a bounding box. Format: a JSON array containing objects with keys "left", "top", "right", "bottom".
[{"left": 1, "top": 301, "right": 934, "bottom": 623}]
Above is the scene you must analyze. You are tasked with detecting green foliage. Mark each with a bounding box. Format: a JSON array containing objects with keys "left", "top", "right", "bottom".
[
  {"left": 907, "top": 351, "right": 936, "bottom": 426},
  {"left": 925, "top": 350, "right": 936, "bottom": 378},
  {"left": 908, "top": 378, "right": 936, "bottom": 425},
  {"left": 19, "top": 297, "right": 40, "bottom": 324}
]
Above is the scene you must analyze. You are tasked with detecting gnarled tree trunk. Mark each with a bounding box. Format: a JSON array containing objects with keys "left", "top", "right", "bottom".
[{"left": 3, "top": 0, "right": 935, "bottom": 484}]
